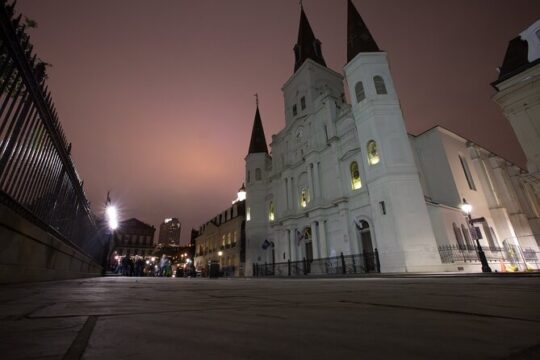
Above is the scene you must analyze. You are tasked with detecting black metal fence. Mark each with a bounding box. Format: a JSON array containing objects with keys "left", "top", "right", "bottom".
[
  {"left": 438, "top": 244, "right": 539, "bottom": 269},
  {"left": 0, "top": 2, "right": 105, "bottom": 263},
  {"left": 253, "top": 250, "right": 380, "bottom": 277}
]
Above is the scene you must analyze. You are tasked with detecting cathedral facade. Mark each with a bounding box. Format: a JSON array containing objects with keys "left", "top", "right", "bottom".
[{"left": 239, "top": 1, "right": 540, "bottom": 274}]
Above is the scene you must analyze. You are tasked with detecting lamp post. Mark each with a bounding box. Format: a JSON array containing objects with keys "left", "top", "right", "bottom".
[
  {"left": 460, "top": 198, "right": 492, "bottom": 273},
  {"left": 105, "top": 201, "right": 119, "bottom": 273}
]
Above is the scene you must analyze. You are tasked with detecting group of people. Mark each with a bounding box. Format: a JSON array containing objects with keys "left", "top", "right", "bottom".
[
  {"left": 116, "top": 255, "right": 146, "bottom": 276},
  {"left": 112, "top": 254, "right": 197, "bottom": 278}
]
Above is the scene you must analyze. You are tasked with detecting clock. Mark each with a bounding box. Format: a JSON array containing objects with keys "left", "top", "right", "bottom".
[{"left": 296, "top": 126, "right": 304, "bottom": 139}]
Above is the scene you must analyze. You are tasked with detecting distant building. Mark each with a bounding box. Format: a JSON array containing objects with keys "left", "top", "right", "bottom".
[
  {"left": 194, "top": 196, "right": 246, "bottom": 277},
  {"left": 112, "top": 218, "right": 155, "bottom": 260},
  {"left": 158, "top": 217, "right": 181, "bottom": 246}
]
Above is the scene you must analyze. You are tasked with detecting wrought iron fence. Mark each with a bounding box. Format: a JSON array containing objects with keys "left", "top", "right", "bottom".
[
  {"left": 0, "top": 2, "right": 105, "bottom": 263},
  {"left": 438, "top": 243, "right": 539, "bottom": 269},
  {"left": 253, "top": 250, "right": 380, "bottom": 277}
]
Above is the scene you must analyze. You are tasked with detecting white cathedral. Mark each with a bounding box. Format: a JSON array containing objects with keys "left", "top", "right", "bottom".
[{"left": 209, "top": 1, "right": 540, "bottom": 275}]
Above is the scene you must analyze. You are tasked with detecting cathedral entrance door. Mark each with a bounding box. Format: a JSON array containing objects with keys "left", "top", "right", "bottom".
[{"left": 356, "top": 220, "right": 376, "bottom": 272}]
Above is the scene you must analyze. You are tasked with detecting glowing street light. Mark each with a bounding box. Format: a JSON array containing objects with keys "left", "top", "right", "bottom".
[{"left": 106, "top": 205, "right": 119, "bottom": 230}]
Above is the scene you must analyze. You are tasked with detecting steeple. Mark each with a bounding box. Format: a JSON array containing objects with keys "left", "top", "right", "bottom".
[
  {"left": 293, "top": 5, "right": 327, "bottom": 72},
  {"left": 347, "top": 0, "right": 380, "bottom": 62},
  {"left": 247, "top": 101, "right": 268, "bottom": 155}
]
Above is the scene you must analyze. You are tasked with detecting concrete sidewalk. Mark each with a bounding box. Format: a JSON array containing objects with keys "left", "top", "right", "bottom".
[{"left": 1, "top": 276, "right": 539, "bottom": 359}]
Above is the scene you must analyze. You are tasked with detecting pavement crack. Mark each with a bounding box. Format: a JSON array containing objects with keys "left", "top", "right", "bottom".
[
  {"left": 501, "top": 342, "right": 540, "bottom": 359},
  {"left": 62, "top": 315, "right": 98, "bottom": 360},
  {"left": 338, "top": 300, "right": 540, "bottom": 323}
]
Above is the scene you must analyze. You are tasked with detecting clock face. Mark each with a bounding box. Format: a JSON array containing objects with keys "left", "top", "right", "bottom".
[{"left": 296, "top": 126, "right": 304, "bottom": 139}]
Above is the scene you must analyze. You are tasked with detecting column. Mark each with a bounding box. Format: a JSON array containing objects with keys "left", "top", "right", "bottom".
[
  {"left": 307, "top": 164, "right": 314, "bottom": 201},
  {"left": 319, "top": 220, "right": 327, "bottom": 257},
  {"left": 314, "top": 162, "right": 321, "bottom": 198},
  {"left": 290, "top": 177, "right": 296, "bottom": 210},
  {"left": 283, "top": 178, "right": 289, "bottom": 210},
  {"left": 289, "top": 229, "right": 297, "bottom": 261},
  {"left": 287, "top": 177, "right": 293, "bottom": 210},
  {"left": 311, "top": 221, "right": 320, "bottom": 259}
]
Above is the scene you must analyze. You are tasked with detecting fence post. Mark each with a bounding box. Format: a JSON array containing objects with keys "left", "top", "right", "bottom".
[
  {"left": 375, "top": 248, "right": 381, "bottom": 273},
  {"left": 340, "top": 252, "right": 346, "bottom": 274},
  {"left": 303, "top": 257, "right": 307, "bottom": 275},
  {"left": 351, "top": 255, "right": 357, "bottom": 273},
  {"left": 288, "top": 259, "right": 291, "bottom": 276}
]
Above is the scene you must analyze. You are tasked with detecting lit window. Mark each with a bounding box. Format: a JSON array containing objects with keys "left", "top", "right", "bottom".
[
  {"left": 227, "top": 233, "right": 231, "bottom": 245},
  {"left": 222, "top": 235, "right": 226, "bottom": 246},
  {"left": 292, "top": 104, "right": 298, "bottom": 116},
  {"left": 268, "top": 202, "right": 275, "bottom": 221},
  {"left": 374, "top": 76, "right": 387, "bottom": 95},
  {"left": 255, "top": 168, "right": 262, "bottom": 181},
  {"left": 355, "top": 81, "right": 365, "bottom": 103},
  {"left": 350, "top": 161, "right": 362, "bottom": 190},
  {"left": 300, "top": 96, "right": 306, "bottom": 110},
  {"left": 367, "top": 140, "right": 380, "bottom": 165},
  {"left": 246, "top": 207, "right": 251, "bottom": 221},
  {"left": 300, "top": 189, "right": 309, "bottom": 208}
]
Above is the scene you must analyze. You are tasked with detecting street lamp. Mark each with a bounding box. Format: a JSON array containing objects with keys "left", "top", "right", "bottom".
[
  {"left": 106, "top": 205, "right": 119, "bottom": 230},
  {"left": 460, "top": 198, "right": 492, "bottom": 273}
]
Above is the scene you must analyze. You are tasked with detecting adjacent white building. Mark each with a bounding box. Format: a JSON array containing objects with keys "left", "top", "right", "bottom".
[{"left": 237, "top": 1, "right": 540, "bottom": 274}]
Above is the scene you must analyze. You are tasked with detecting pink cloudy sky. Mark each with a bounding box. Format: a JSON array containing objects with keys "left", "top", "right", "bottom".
[{"left": 18, "top": 0, "right": 540, "bottom": 244}]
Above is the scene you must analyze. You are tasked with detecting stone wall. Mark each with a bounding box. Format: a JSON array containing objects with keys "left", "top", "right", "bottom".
[{"left": 0, "top": 203, "right": 102, "bottom": 284}]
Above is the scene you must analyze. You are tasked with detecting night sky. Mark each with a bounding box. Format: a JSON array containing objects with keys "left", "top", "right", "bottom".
[{"left": 17, "top": 0, "right": 540, "bottom": 244}]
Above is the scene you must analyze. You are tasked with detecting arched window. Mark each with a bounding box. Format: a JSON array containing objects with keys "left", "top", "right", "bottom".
[
  {"left": 374, "top": 76, "right": 387, "bottom": 95},
  {"left": 300, "top": 188, "right": 309, "bottom": 208},
  {"left": 268, "top": 202, "right": 275, "bottom": 221},
  {"left": 355, "top": 81, "right": 365, "bottom": 103},
  {"left": 255, "top": 168, "right": 262, "bottom": 181},
  {"left": 246, "top": 207, "right": 251, "bottom": 221},
  {"left": 461, "top": 224, "right": 473, "bottom": 248},
  {"left": 453, "top": 223, "right": 465, "bottom": 249},
  {"left": 367, "top": 140, "right": 380, "bottom": 165},
  {"left": 350, "top": 161, "right": 362, "bottom": 190}
]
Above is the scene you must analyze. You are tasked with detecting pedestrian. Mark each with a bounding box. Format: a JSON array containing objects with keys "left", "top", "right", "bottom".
[{"left": 159, "top": 254, "right": 167, "bottom": 277}]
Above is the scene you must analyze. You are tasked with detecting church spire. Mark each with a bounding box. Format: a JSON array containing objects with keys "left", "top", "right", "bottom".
[
  {"left": 293, "top": 4, "right": 327, "bottom": 72},
  {"left": 248, "top": 97, "right": 268, "bottom": 155},
  {"left": 347, "top": 0, "right": 380, "bottom": 62}
]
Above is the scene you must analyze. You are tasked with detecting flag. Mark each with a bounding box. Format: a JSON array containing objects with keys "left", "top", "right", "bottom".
[
  {"left": 262, "top": 239, "right": 271, "bottom": 250},
  {"left": 353, "top": 218, "right": 364, "bottom": 229},
  {"left": 295, "top": 230, "right": 304, "bottom": 246}
]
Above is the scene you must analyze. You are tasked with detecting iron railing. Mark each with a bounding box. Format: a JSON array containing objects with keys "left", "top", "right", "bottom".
[
  {"left": 0, "top": 2, "right": 105, "bottom": 263},
  {"left": 253, "top": 250, "right": 380, "bottom": 277},
  {"left": 438, "top": 243, "right": 539, "bottom": 269}
]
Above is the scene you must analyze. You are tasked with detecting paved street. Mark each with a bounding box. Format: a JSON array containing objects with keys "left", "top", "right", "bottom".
[{"left": 1, "top": 275, "right": 539, "bottom": 360}]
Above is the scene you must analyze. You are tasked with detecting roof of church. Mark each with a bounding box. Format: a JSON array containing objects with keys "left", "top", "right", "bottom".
[
  {"left": 494, "top": 37, "right": 540, "bottom": 84},
  {"left": 493, "top": 19, "right": 540, "bottom": 87},
  {"left": 347, "top": 0, "right": 380, "bottom": 62},
  {"left": 293, "top": 5, "right": 327, "bottom": 72},
  {"left": 248, "top": 106, "right": 268, "bottom": 154}
]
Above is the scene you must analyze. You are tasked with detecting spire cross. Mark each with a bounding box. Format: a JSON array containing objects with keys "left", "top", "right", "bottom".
[{"left": 254, "top": 93, "right": 259, "bottom": 107}]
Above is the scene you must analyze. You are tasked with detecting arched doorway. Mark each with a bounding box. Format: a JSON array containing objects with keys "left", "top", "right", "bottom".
[{"left": 355, "top": 219, "right": 376, "bottom": 272}]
